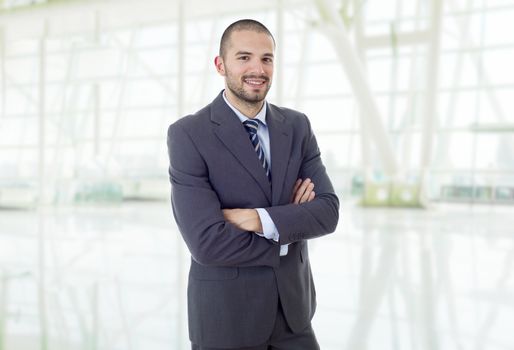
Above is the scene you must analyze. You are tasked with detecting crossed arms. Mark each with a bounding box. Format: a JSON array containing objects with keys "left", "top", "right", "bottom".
[
  {"left": 167, "top": 117, "right": 339, "bottom": 268},
  {"left": 222, "top": 178, "right": 316, "bottom": 233}
]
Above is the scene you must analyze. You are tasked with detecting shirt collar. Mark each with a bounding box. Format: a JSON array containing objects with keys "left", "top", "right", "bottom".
[{"left": 222, "top": 90, "right": 267, "bottom": 126}]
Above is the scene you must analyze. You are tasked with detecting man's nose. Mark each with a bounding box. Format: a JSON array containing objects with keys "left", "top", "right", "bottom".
[{"left": 249, "top": 60, "right": 266, "bottom": 75}]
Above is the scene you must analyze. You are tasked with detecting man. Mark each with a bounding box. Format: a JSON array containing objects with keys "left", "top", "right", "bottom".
[{"left": 167, "top": 19, "right": 339, "bottom": 350}]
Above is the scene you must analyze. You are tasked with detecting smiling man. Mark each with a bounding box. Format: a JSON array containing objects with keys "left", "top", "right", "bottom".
[
  {"left": 217, "top": 27, "right": 274, "bottom": 115},
  {"left": 167, "top": 19, "right": 339, "bottom": 350}
]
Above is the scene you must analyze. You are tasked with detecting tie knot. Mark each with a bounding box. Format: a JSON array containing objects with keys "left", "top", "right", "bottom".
[{"left": 243, "top": 119, "right": 259, "bottom": 135}]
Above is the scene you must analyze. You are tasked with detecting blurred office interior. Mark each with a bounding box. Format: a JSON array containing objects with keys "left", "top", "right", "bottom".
[{"left": 0, "top": 0, "right": 513, "bottom": 349}]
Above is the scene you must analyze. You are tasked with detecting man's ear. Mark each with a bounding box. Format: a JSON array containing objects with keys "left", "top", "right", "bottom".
[{"left": 214, "top": 56, "right": 226, "bottom": 76}]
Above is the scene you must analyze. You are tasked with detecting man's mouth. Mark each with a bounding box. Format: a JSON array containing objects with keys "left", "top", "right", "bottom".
[{"left": 243, "top": 77, "right": 268, "bottom": 87}]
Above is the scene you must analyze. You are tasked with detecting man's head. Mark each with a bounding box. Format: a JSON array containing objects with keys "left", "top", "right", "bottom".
[
  {"left": 215, "top": 19, "right": 275, "bottom": 112},
  {"left": 219, "top": 19, "right": 275, "bottom": 59}
]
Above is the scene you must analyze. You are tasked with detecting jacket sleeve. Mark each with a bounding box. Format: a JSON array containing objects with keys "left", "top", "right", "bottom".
[
  {"left": 167, "top": 122, "right": 280, "bottom": 268},
  {"left": 264, "top": 115, "right": 340, "bottom": 245}
]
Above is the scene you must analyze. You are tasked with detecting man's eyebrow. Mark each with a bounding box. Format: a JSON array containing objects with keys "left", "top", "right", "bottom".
[{"left": 234, "top": 51, "right": 274, "bottom": 58}]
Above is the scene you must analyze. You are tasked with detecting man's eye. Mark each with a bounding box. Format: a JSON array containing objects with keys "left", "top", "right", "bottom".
[{"left": 238, "top": 56, "right": 249, "bottom": 60}]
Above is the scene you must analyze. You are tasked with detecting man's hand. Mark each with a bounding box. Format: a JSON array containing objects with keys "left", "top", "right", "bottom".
[
  {"left": 222, "top": 208, "right": 263, "bottom": 232},
  {"left": 222, "top": 178, "right": 315, "bottom": 234},
  {"left": 290, "top": 178, "right": 315, "bottom": 204}
]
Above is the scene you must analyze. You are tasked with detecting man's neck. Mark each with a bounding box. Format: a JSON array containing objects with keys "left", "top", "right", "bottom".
[{"left": 224, "top": 90, "right": 265, "bottom": 119}]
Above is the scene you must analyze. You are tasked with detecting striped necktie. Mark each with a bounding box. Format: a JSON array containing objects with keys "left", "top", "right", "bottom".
[{"left": 243, "top": 119, "right": 271, "bottom": 182}]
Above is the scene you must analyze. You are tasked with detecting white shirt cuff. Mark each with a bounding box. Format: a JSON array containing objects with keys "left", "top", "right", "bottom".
[
  {"left": 255, "top": 208, "right": 289, "bottom": 256},
  {"left": 255, "top": 208, "right": 279, "bottom": 241}
]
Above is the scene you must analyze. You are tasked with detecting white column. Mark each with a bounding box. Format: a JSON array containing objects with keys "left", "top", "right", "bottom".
[
  {"left": 275, "top": 0, "right": 284, "bottom": 105},
  {"left": 93, "top": 84, "right": 100, "bottom": 156},
  {"left": 419, "top": 0, "right": 443, "bottom": 200},
  {"left": 314, "top": 0, "right": 398, "bottom": 176},
  {"left": 37, "top": 20, "right": 49, "bottom": 350},
  {"left": 353, "top": 0, "right": 372, "bottom": 179},
  {"left": 94, "top": 11, "right": 101, "bottom": 156},
  {"left": 293, "top": 25, "right": 310, "bottom": 109},
  {"left": 38, "top": 22, "right": 48, "bottom": 205},
  {"left": 0, "top": 26, "right": 5, "bottom": 120},
  {"left": 176, "top": 2, "right": 187, "bottom": 350},
  {"left": 0, "top": 272, "right": 6, "bottom": 350}
]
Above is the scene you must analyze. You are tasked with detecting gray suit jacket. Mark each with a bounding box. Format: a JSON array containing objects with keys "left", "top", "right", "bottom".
[{"left": 167, "top": 91, "right": 339, "bottom": 348}]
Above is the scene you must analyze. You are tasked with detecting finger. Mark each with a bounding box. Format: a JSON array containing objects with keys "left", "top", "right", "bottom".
[
  {"left": 293, "top": 181, "right": 305, "bottom": 204},
  {"left": 290, "top": 179, "right": 302, "bottom": 202},
  {"left": 294, "top": 178, "right": 311, "bottom": 204},
  {"left": 296, "top": 180, "right": 312, "bottom": 204},
  {"left": 299, "top": 182, "right": 314, "bottom": 203},
  {"left": 297, "top": 183, "right": 313, "bottom": 204},
  {"left": 308, "top": 190, "right": 315, "bottom": 202}
]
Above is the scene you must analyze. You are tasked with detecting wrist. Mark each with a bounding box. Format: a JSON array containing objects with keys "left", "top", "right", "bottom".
[{"left": 251, "top": 209, "right": 263, "bottom": 232}]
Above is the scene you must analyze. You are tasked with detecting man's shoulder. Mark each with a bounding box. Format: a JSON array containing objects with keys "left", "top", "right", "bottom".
[
  {"left": 268, "top": 103, "right": 304, "bottom": 119},
  {"left": 267, "top": 103, "right": 310, "bottom": 129},
  {"left": 168, "top": 103, "right": 212, "bottom": 133}
]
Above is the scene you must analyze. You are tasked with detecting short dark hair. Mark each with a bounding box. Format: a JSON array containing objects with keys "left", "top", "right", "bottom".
[{"left": 219, "top": 19, "right": 275, "bottom": 58}]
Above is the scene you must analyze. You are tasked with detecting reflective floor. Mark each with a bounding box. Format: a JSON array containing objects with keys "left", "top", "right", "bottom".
[{"left": 1, "top": 201, "right": 514, "bottom": 350}]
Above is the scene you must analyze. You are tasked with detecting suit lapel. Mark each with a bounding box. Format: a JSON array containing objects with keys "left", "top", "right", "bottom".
[
  {"left": 267, "top": 105, "right": 293, "bottom": 206},
  {"left": 210, "top": 93, "right": 272, "bottom": 204}
]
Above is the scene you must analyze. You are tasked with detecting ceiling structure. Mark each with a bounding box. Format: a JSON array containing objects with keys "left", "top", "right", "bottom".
[{"left": 0, "top": 0, "right": 312, "bottom": 40}]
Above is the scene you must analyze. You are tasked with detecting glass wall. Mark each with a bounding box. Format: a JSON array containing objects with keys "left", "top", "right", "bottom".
[{"left": 0, "top": 0, "right": 513, "bottom": 208}]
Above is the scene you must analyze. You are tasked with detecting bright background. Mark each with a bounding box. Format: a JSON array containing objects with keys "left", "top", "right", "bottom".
[{"left": 0, "top": 0, "right": 513, "bottom": 349}]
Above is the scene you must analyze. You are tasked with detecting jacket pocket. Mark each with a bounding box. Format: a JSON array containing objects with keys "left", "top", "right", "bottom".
[{"left": 190, "top": 263, "right": 239, "bottom": 281}]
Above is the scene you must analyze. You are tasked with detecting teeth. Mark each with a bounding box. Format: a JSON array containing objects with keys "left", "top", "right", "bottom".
[{"left": 245, "top": 79, "right": 265, "bottom": 85}]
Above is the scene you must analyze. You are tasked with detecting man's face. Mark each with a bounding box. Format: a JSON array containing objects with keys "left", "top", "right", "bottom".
[{"left": 215, "top": 30, "right": 274, "bottom": 105}]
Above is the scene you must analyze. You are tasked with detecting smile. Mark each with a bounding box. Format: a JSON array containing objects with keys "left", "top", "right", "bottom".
[{"left": 243, "top": 78, "right": 267, "bottom": 86}]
